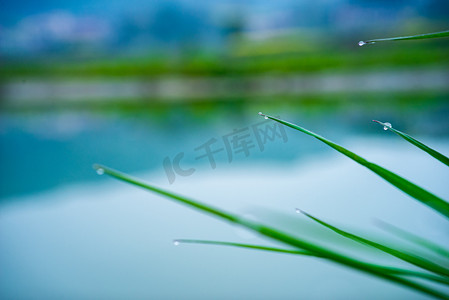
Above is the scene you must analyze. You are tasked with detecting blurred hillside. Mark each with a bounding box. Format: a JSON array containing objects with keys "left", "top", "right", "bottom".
[
  {"left": 1, "top": 0, "right": 448, "bottom": 58},
  {"left": 1, "top": 0, "right": 448, "bottom": 111}
]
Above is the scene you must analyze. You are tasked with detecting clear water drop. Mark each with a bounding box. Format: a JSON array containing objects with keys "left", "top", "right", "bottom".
[
  {"left": 295, "top": 208, "right": 301, "bottom": 214},
  {"left": 258, "top": 111, "right": 269, "bottom": 119},
  {"left": 96, "top": 168, "right": 104, "bottom": 175},
  {"left": 173, "top": 240, "right": 180, "bottom": 246},
  {"left": 383, "top": 122, "right": 392, "bottom": 130},
  {"left": 358, "top": 41, "right": 366, "bottom": 46}
]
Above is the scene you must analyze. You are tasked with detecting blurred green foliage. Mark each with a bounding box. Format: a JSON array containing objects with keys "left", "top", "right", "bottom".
[{"left": 1, "top": 37, "right": 448, "bottom": 79}]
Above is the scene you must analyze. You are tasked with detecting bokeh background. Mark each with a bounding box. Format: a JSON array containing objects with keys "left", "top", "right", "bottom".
[{"left": 1, "top": 0, "right": 448, "bottom": 299}]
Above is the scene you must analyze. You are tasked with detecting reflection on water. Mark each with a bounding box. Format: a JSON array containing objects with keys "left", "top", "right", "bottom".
[
  {"left": 3, "top": 68, "right": 449, "bottom": 105},
  {"left": 0, "top": 110, "right": 301, "bottom": 199},
  {"left": 1, "top": 98, "right": 448, "bottom": 200},
  {"left": 1, "top": 99, "right": 449, "bottom": 299},
  {"left": 1, "top": 136, "right": 448, "bottom": 299}
]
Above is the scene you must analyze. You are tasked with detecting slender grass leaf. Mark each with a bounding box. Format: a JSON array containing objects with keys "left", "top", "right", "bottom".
[
  {"left": 177, "top": 239, "right": 449, "bottom": 285},
  {"left": 376, "top": 220, "right": 449, "bottom": 260},
  {"left": 93, "top": 164, "right": 449, "bottom": 299},
  {"left": 358, "top": 30, "right": 449, "bottom": 46},
  {"left": 373, "top": 120, "right": 449, "bottom": 167},
  {"left": 383, "top": 268, "right": 449, "bottom": 286},
  {"left": 298, "top": 209, "right": 449, "bottom": 278},
  {"left": 174, "top": 239, "right": 314, "bottom": 256},
  {"left": 258, "top": 113, "right": 449, "bottom": 219}
]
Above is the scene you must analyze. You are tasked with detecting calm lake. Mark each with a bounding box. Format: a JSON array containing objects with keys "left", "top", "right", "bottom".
[{"left": 1, "top": 101, "right": 448, "bottom": 299}]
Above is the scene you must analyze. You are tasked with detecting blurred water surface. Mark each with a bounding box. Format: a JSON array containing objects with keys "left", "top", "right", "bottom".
[
  {"left": 1, "top": 0, "right": 449, "bottom": 298},
  {"left": 1, "top": 117, "right": 448, "bottom": 299},
  {"left": 1, "top": 100, "right": 449, "bottom": 298},
  {"left": 2, "top": 97, "right": 448, "bottom": 200}
]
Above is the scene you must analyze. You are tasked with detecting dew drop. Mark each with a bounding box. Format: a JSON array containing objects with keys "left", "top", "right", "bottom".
[
  {"left": 295, "top": 208, "right": 301, "bottom": 214},
  {"left": 173, "top": 240, "right": 180, "bottom": 246},
  {"left": 358, "top": 41, "right": 366, "bottom": 47},
  {"left": 383, "top": 122, "right": 392, "bottom": 130},
  {"left": 96, "top": 168, "right": 104, "bottom": 175},
  {"left": 258, "top": 111, "right": 269, "bottom": 119}
]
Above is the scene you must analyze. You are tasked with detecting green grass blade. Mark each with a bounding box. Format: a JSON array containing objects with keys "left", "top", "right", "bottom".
[
  {"left": 382, "top": 267, "right": 449, "bottom": 286},
  {"left": 258, "top": 113, "right": 449, "bottom": 219},
  {"left": 174, "top": 239, "right": 315, "bottom": 256},
  {"left": 373, "top": 120, "right": 449, "bottom": 167},
  {"left": 176, "top": 239, "right": 449, "bottom": 285},
  {"left": 358, "top": 30, "right": 449, "bottom": 46},
  {"left": 298, "top": 209, "right": 449, "bottom": 278},
  {"left": 93, "top": 164, "right": 449, "bottom": 299},
  {"left": 376, "top": 220, "right": 449, "bottom": 259}
]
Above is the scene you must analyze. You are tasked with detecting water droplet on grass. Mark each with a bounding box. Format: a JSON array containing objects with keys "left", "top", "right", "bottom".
[
  {"left": 96, "top": 168, "right": 104, "bottom": 175},
  {"left": 358, "top": 40, "right": 377, "bottom": 46},
  {"left": 295, "top": 208, "right": 301, "bottom": 214},
  {"left": 173, "top": 240, "right": 180, "bottom": 246},
  {"left": 383, "top": 122, "right": 392, "bottom": 130},
  {"left": 258, "top": 112, "right": 269, "bottom": 119}
]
